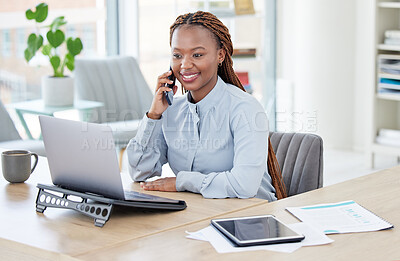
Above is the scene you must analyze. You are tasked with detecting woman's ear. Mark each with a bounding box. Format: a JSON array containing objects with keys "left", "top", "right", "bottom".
[{"left": 218, "top": 48, "right": 226, "bottom": 64}]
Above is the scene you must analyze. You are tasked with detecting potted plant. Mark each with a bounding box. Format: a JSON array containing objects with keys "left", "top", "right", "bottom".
[{"left": 24, "top": 2, "right": 83, "bottom": 107}]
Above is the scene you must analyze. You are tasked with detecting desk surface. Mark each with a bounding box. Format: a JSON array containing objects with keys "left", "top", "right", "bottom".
[
  {"left": 0, "top": 150, "right": 263, "bottom": 258},
  {"left": 76, "top": 166, "right": 400, "bottom": 261}
]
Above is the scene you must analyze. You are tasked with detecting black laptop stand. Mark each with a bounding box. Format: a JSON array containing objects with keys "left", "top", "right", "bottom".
[{"left": 35, "top": 183, "right": 186, "bottom": 227}]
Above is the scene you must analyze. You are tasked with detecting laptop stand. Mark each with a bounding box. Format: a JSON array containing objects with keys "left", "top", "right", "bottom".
[
  {"left": 35, "top": 183, "right": 187, "bottom": 227},
  {"left": 36, "top": 184, "right": 115, "bottom": 227}
]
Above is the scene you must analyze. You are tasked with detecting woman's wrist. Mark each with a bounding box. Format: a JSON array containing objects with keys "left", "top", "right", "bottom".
[{"left": 147, "top": 111, "right": 162, "bottom": 120}]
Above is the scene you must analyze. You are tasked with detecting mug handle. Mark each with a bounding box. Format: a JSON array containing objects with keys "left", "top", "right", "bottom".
[{"left": 30, "top": 153, "right": 39, "bottom": 174}]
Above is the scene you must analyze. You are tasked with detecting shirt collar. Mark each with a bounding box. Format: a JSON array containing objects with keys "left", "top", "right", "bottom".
[{"left": 186, "top": 76, "right": 226, "bottom": 116}]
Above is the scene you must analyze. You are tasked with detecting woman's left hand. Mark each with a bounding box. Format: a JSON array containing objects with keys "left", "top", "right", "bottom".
[{"left": 140, "top": 177, "right": 177, "bottom": 192}]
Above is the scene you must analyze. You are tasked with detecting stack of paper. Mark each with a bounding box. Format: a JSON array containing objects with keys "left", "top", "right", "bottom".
[{"left": 286, "top": 200, "right": 393, "bottom": 234}]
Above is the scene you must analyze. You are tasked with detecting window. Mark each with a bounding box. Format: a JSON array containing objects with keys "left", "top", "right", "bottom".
[
  {"left": 1, "top": 30, "right": 12, "bottom": 57},
  {"left": 82, "top": 25, "right": 96, "bottom": 56},
  {"left": 0, "top": 0, "right": 109, "bottom": 104},
  {"left": 16, "top": 28, "right": 25, "bottom": 58}
]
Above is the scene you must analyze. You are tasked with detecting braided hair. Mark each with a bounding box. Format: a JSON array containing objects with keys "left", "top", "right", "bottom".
[
  {"left": 170, "top": 11, "right": 245, "bottom": 92},
  {"left": 170, "top": 11, "right": 287, "bottom": 200}
]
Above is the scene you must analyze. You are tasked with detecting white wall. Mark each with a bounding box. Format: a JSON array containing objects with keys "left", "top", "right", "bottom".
[
  {"left": 353, "top": 0, "right": 375, "bottom": 152},
  {"left": 277, "top": 0, "right": 374, "bottom": 150}
]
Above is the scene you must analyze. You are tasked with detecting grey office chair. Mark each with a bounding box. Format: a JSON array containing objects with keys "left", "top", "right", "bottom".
[
  {"left": 74, "top": 56, "right": 153, "bottom": 167},
  {"left": 0, "top": 100, "right": 46, "bottom": 156},
  {"left": 269, "top": 132, "right": 323, "bottom": 196}
]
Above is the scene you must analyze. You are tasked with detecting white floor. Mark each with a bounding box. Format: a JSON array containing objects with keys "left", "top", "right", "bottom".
[{"left": 323, "top": 149, "right": 399, "bottom": 187}]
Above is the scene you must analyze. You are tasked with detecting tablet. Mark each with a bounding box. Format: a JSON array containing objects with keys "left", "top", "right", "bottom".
[{"left": 211, "top": 215, "right": 305, "bottom": 247}]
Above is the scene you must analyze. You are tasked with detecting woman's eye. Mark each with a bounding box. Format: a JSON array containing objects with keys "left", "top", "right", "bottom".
[
  {"left": 193, "top": 53, "right": 203, "bottom": 58},
  {"left": 173, "top": 54, "right": 182, "bottom": 59}
]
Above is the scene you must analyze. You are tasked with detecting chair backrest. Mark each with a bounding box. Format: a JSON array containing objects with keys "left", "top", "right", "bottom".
[
  {"left": 269, "top": 132, "right": 323, "bottom": 196},
  {"left": 74, "top": 56, "right": 153, "bottom": 123},
  {"left": 0, "top": 99, "right": 21, "bottom": 142}
]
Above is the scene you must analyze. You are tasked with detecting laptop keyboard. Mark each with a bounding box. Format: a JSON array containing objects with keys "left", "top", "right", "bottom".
[{"left": 123, "top": 190, "right": 159, "bottom": 201}]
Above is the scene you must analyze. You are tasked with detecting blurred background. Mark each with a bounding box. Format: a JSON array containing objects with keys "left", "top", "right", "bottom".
[{"left": 1, "top": 0, "right": 398, "bottom": 185}]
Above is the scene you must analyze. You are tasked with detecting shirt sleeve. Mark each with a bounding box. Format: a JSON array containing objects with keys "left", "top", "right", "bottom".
[
  {"left": 127, "top": 114, "right": 168, "bottom": 181},
  {"left": 176, "top": 102, "right": 274, "bottom": 200}
]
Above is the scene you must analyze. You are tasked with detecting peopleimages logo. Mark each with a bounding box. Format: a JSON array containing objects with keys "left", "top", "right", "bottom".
[
  {"left": 81, "top": 109, "right": 143, "bottom": 126},
  {"left": 276, "top": 110, "right": 318, "bottom": 132},
  {"left": 163, "top": 110, "right": 270, "bottom": 133},
  {"left": 171, "top": 138, "right": 229, "bottom": 150},
  {"left": 79, "top": 108, "right": 271, "bottom": 133},
  {"left": 81, "top": 138, "right": 116, "bottom": 150}
]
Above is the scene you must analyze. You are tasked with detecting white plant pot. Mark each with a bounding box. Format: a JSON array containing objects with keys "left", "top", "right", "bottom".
[{"left": 41, "top": 76, "right": 74, "bottom": 107}]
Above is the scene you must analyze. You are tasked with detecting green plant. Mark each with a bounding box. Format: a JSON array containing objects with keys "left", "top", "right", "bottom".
[{"left": 24, "top": 3, "right": 83, "bottom": 77}]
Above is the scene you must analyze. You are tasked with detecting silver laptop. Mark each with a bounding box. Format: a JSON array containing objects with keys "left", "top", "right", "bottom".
[{"left": 39, "top": 115, "right": 180, "bottom": 204}]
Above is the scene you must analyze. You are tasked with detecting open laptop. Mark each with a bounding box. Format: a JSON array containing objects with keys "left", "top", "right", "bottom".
[{"left": 39, "top": 115, "right": 186, "bottom": 209}]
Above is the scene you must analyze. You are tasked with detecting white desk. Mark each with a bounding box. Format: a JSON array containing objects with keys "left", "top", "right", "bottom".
[{"left": 6, "top": 100, "right": 103, "bottom": 139}]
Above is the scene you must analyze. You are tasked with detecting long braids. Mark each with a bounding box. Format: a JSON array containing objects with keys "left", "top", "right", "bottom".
[{"left": 170, "top": 11, "right": 287, "bottom": 200}]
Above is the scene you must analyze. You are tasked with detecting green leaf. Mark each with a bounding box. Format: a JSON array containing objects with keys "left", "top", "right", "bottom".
[
  {"left": 24, "top": 48, "right": 33, "bottom": 62},
  {"left": 27, "top": 33, "right": 43, "bottom": 54},
  {"left": 65, "top": 53, "right": 75, "bottom": 71},
  {"left": 41, "top": 44, "right": 52, "bottom": 56},
  {"left": 66, "top": 37, "right": 83, "bottom": 56},
  {"left": 47, "top": 30, "right": 65, "bottom": 48},
  {"left": 35, "top": 3, "right": 48, "bottom": 22},
  {"left": 49, "top": 16, "right": 67, "bottom": 32},
  {"left": 25, "top": 3, "right": 48, "bottom": 23},
  {"left": 25, "top": 10, "right": 35, "bottom": 20},
  {"left": 50, "top": 56, "right": 61, "bottom": 75}
]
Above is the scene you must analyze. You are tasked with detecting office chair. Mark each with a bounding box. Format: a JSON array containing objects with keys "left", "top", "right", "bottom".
[
  {"left": 74, "top": 56, "right": 153, "bottom": 168},
  {"left": 269, "top": 132, "right": 323, "bottom": 196},
  {"left": 0, "top": 100, "right": 46, "bottom": 156}
]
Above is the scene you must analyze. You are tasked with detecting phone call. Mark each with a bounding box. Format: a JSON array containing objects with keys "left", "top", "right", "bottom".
[{"left": 165, "top": 67, "right": 175, "bottom": 106}]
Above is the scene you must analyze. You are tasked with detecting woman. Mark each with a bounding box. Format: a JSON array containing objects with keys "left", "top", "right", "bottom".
[{"left": 127, "top": 11, "right": 286, "bottom": 201}]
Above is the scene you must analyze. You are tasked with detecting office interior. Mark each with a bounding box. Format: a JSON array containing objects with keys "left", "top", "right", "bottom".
[
  {"left": 1, "top": 0, "right": 397, "bottom": 185},
  {"left": 1, "top": 0, "right": 399, "bottom": 259}
]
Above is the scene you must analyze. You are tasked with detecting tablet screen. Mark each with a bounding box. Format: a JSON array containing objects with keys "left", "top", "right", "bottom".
[{"left": 214, "top": 216, "right": 300, "bottom": 241}]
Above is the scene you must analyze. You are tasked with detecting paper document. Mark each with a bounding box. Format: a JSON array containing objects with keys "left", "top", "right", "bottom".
[
  {"left": 286, "top": 200, "right": 393, "bottom": 234},
  {"left": 186, "top": 222, "right": 333, "bottom": 254}
]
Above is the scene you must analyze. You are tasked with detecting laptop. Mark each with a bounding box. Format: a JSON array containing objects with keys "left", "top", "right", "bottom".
[{"left": 38, "top": 115, "right": 186, "bottom": 209}]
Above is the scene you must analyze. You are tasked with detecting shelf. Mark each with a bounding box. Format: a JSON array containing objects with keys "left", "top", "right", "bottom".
[
  {"left": 378, "top": 54, "right": 400, "bottom": 59},
  {"left": 379, "top": 73, "right": 400, "bottom": 80},
  {"left": 378, "top": 2, "right": 400, "bottom": 8},
  {"left": 371, "top": 0, "right": 400, "bottom": 166},
  {"left": 378, "top": 44, "right": 400, "bottom": 51},
  {"left": 376, "top": 92, "right": 400, "bottom": 100},
  {"left": 232, "top": 55, "right": 261, "bottom": 62}
]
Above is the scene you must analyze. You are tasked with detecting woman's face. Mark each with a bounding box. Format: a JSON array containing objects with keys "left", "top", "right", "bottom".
[{"left": 170, "top": 25, "right": 225, "bottom": 101}]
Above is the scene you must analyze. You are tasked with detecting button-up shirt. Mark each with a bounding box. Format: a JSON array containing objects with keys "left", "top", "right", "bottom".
[{"left": 127, "top": 77, "right": 276, "bottom": 201}]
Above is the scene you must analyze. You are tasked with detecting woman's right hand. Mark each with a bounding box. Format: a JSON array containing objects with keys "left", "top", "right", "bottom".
[{"left": 147, "top": 70, "right": 178, "bottom": 120}]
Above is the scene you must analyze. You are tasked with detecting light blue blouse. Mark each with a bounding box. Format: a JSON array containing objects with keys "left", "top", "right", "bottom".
[{"left": 127, "top": 77, "right": 277, "bottom": 201}]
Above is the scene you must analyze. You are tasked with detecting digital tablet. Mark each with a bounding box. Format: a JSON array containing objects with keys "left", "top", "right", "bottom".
[{"left": 211, "top": 215, "right": 305, "bottom": 247}]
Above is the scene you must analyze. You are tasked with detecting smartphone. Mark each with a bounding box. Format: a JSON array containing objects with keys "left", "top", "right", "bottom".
[
  {"left": 211, "top": 215, "right": 305, "bottom": 247},
  {"left": 165, "top": 67, "right": 175, "bottom": 106}
]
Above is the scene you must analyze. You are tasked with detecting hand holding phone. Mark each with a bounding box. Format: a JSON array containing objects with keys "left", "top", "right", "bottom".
[
  {"left": 147, "top": 68, "right": 176, "bottom": 120},
  {"left": 165, "top": 67, "right": 175, "bottom": 106}
]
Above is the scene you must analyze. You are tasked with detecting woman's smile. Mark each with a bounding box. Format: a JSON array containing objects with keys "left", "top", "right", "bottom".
[{"left": 180, "top": 72, "right": 200, "bottom": 82}]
